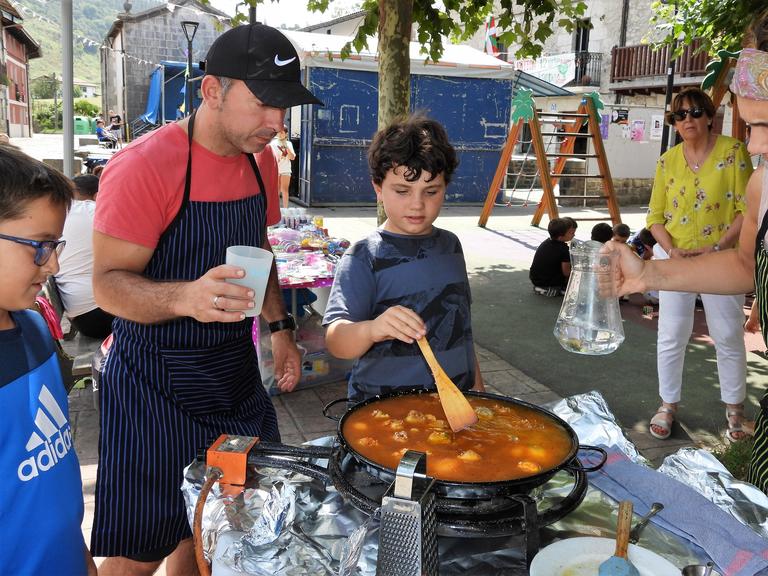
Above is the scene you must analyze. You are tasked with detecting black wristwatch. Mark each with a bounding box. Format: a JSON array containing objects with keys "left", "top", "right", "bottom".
[{"left": 268, "top": 314, "right": 296, "bottom": 333}]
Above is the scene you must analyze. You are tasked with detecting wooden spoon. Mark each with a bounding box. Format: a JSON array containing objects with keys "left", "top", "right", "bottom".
[{"left": 416, "top": 337, "right": 478, "bottom": 432}]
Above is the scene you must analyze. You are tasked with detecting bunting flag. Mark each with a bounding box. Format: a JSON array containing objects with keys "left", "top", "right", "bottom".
[{"left": 485, "top": 16, "right": 499, "bottom": 57}]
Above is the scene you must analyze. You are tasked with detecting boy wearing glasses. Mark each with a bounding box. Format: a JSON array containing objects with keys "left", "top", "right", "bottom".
[{"left": 0, "top": 145, "right": 96, "bottom": 575}]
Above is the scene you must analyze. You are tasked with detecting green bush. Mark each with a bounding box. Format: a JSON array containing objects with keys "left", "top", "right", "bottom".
[
  {"left": 33, "top": 102, "right": 62, "bottom": 133},
  {"left": 32, "top": 100, "right": 99, "bottom": 133},
  {"left": 712, "top": 437, "right": 755, "bottom": 481},
  {"left": 74, "top": 99, "right": 98, "bottom": 117}
]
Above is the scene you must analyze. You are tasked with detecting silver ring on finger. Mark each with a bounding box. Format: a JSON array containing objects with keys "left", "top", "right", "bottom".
[{"left": 213, "top": 295, "right": 221, "bottom": 310}]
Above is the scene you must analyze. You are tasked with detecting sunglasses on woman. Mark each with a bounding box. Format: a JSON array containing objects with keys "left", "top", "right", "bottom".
[
  {"left": 666, "top": 107, "right": 705, "bottom": 125},
  {"left": 0, "top": 233, "right": 66, "bottom": 266}
]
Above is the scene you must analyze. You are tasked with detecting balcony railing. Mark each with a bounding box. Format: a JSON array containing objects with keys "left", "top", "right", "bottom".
[
  {"left": 573, "top": 52, "right": 603, "bottom": 86},
  {"left": 573, "top": 51, "right": 602, "bottom": 86},
  {"left": 610, "top": 39, "right": 709, "bottom": 83}
]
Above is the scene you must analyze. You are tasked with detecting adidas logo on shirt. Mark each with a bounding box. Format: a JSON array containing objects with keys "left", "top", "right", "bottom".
[{"left": 17, "top": 384, "right": 73, "bottom": 482}]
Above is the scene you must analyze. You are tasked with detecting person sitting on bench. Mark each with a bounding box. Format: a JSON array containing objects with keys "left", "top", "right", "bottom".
[
  {"left": 95, "top": 120, "right": 117, "bottom": 149},
  {"left": 55, "top": 175, "right": 114, "bottom": 339}
]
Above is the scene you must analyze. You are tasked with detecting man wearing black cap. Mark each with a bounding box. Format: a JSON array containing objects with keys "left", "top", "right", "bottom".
[{"left": 90, "top": 24, "right": 322, "bottom": 574}]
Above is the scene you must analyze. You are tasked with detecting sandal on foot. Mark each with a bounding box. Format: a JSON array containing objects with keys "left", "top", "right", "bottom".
[
  {"left": 649, "top": 406, "right": 676, "bottom": 440},
  {"left": 725, "top": 404, "right": 754, "bottom": 442}
]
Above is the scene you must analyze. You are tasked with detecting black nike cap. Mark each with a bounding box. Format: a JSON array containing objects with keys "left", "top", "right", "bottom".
[{"left": 203, "top": 24, "right": 323, "bottom": 108}]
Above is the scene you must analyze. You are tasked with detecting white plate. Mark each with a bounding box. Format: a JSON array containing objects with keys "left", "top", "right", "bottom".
[{"left": 530, "top": 536, "right": 680, "bottom": 576}]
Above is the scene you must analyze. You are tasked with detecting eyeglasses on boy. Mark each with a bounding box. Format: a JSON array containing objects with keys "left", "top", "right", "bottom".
[{"left": 0, "top": 233, "right": 66, "bottom": 266}]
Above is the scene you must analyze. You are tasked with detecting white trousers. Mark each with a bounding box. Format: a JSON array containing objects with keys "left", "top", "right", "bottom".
[{"left": 657, "top": 289, "right": 746, "bottom": 404}]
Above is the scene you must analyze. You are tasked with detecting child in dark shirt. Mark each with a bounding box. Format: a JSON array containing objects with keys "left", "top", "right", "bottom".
[
  {"left": 530, "top": 217, "right": 577, "bottom": 297},
  {"left": 0, "top": 145, "right": 96, "bottom": 574}
]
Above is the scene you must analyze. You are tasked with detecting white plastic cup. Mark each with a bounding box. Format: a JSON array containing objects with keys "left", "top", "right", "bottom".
[{"left": 225, "top": 246, "right": 274, "bottom": 317}]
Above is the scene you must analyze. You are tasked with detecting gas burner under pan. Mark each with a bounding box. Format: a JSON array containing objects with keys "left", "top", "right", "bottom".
[{"left": 328, "top": 445, "right": 589, "bottom": 539}]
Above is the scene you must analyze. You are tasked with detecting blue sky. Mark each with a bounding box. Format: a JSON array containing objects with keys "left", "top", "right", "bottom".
[{"left": 209, "top": 0, "right": 362, "bottom": 28}]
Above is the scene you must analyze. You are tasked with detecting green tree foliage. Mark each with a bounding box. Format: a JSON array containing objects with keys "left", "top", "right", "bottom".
[
  {"left": 650, "top": 0, "right": 766, "bottom": 54},
  {"left": 74, "top": 99, "right": 99, "bottom": 117},
  {"left": 33, "top": 102, "right": 62, "bottom": 133},
  {"left": 31, "top": 76, "right": 57, "bottom": 99},
  {"left": 229, "top": 1, "right": 587, "bottom": 62}
]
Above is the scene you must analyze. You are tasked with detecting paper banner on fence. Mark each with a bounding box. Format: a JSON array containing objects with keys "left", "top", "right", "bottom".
[
  {"left": 600, "top": 114, "right": 610, "bottom": 139},
  {"left": 631, "top": 120, "right": 646, "bottom": 142},
  {"left": 650, "top": 115, "right": 664, "bottom": 140},
  {"left": 621, "top": 124, "right": 631, "bottom": 140}
]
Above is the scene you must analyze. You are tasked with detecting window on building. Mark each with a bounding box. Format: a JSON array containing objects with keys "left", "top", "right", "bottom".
[{"left": 573, "top": 18, "right": 590, "bottom": 53}]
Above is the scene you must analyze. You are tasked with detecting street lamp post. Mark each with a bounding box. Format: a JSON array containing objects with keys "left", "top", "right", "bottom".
[
  {"left": 660, "top": 0, "right": 678, "bottom": 155},
  {"left": 181, "top": 21, "right": 199, "bottom": 117}
]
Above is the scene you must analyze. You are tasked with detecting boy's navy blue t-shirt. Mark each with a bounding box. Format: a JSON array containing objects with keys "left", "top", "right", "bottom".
[
  {"left": 323, "top": 227, "right": 476, "bottom": 403},
  {"left": 0, "top": 310, "right": 86, "bottom": 575}
]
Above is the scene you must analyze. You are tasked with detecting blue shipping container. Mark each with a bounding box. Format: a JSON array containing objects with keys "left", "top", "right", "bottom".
[{"left": 300, "top": 67, "right": 512, "bottom": 205}]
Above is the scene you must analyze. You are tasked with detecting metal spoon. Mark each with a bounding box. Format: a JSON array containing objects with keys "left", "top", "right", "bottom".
[{"left": 628, "top": 502, "right": 664, "bottom": 544}]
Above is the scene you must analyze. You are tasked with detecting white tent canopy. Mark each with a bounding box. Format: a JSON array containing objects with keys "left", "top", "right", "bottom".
[{"left": 283, "top": 30, "right": 516, "bottom": 80}]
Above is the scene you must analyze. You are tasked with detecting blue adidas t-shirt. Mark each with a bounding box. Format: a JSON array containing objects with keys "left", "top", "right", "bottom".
[
  {"left": 0, "top": 310, "right": 86, "bottom": 575},
  {"left": 323, "top": 227, "right": 476, "bottom": 403}
]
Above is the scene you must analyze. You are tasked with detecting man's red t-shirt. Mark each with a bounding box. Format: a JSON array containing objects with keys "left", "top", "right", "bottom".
[{"left": 94, "top": 123, "right": 281, "bottom": 249}]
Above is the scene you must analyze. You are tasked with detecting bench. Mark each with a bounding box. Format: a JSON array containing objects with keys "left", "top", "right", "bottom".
[
  {"left": 40, "top": 277, "right": 103, "bottom": 394},
  {"left": 42, "top": 157, "right": 83, "bottom": 175}
]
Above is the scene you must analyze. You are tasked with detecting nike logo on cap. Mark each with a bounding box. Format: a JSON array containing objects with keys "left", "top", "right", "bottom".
[{"left": 274, "top": 55, "right": 296, "bottom": 67}]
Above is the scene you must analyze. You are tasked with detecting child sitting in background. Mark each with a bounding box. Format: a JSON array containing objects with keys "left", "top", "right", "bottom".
[
  {"left": 590, "top": 222, "right": 613, "bottom": 243},
  {"left": 628, "top": 227, "right": 657, "bottom": 260},
  {"left": 530, "top": 217, "right": 577, "bottom": 297},
  {"left": 0, "top": 145, "right": 96, "bottom": 575},
  {"left": 612, "top": 223, "right": 631, "bottom": 244},
  {"left": 95, "top": 119, "right": 117, "bottom": 149},
  {"left": 323, "top": 116, "right": 484, "bottom": 403}
]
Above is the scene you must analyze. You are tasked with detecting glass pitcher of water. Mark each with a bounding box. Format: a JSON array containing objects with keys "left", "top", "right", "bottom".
[{"left": 554, "top": 239, "right": 625, "bottom": 355}]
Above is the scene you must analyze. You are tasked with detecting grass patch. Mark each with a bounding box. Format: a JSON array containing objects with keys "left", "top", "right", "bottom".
[{"left": 712, "top": 438, "right": 755, "bottom": 480}]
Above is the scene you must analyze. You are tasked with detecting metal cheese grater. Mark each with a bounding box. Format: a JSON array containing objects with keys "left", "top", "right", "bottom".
[{"left": 376, "top": 450, "right": 439, "bottom": 576}]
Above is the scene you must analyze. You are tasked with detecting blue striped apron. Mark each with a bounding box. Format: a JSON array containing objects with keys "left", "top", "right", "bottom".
[
  {"left": 748, "top": 207, "right": 768, "bottom": 493},
  {"left": 91, "top": 111, "right": 280, "bottom": 557}
]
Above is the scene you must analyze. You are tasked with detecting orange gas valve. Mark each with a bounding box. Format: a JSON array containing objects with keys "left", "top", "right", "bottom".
[{"left": 206, "top": 434, "right": 260, "bottom": 487}]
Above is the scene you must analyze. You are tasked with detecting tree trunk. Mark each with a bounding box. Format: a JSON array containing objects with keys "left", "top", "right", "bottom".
[{"left": 376, "top": 0, "right": 412, "bottom": 224}]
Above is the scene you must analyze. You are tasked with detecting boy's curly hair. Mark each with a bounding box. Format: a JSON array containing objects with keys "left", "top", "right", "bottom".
[
  {"left": 0, "top": 144, "right": 72, "bottom": 222},
  {"left": 368, "top": 115, "right": 458, "bottom": 186}
]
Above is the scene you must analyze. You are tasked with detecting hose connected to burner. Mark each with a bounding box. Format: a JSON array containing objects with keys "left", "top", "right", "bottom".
[{"left": 194, "top": 466, "right": 222, "bottom": 576}]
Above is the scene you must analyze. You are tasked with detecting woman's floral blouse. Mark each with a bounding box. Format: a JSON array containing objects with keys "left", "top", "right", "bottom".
[{"left": 647, "top": 135, "right": 753, "bottom": 249}]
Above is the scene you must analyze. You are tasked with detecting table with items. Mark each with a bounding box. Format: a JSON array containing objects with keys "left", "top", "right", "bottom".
[
  {"left": 255, "top": 213, "right": 353, "bottom": 394},
  {"left": 183, "top": 391, "right": 768, "bottom": 576}
]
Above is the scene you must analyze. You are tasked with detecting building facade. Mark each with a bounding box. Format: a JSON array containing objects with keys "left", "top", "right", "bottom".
[
  {"left": 466, "top": 0, "right": 715, "bottom": 202},
  {"left": 0, "top": 0, "right": 40, "bottom": 137},
  {"left": 101, "top": 0, "right": 229, "bottom": 138}
]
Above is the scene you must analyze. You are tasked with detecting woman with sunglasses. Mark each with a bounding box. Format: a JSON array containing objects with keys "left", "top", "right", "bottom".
[
  {"left": 607, "top": 11, "right": 768, "bottom": 491},
  {"left": 645, "top": 87, "right": 753, "bottom": 442}
]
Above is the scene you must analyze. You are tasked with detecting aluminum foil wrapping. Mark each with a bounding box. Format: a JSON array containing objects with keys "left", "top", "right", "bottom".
[
  {"left": 556, "top": 391, "right": 768, "bottom": 538},
  {"left": 658, "top": 447, "right": 768, "bottom": 537},
  {"left": 181, "top": 391, "right": 768, "bottom": 575}
]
